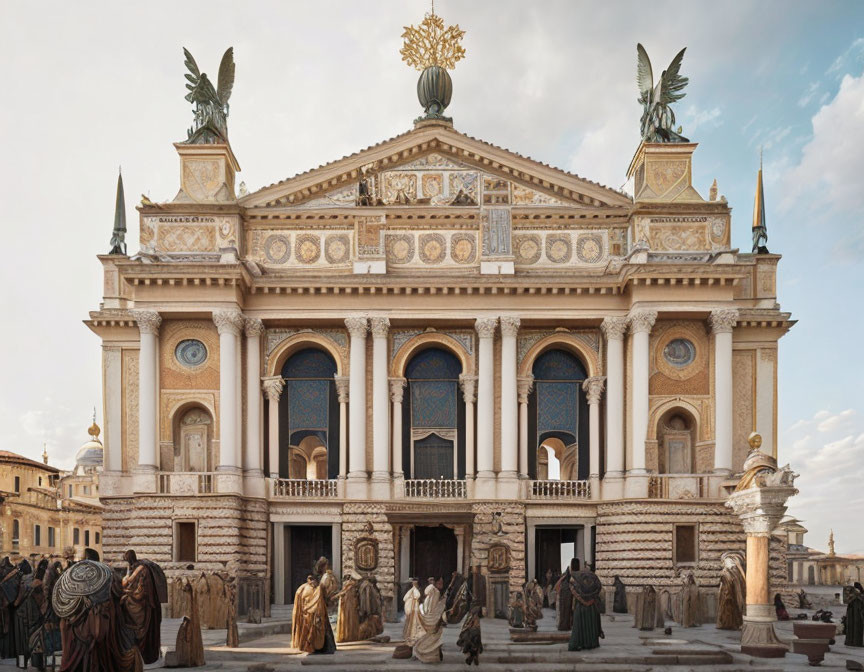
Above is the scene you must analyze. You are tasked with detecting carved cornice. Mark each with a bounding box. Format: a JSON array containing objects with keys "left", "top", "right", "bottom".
[
  {"left": 500, "top": 316, "right": 521, "bottom": 338},
  {"left": 369, "top": 317, "right": 390, "bottom": 339},
  {"left": 582, "top": 376, "right": 606, "bottom": 404},
  {"left": 261, "top": 376, "right": 285, "bottom": 402},
  {"left": 517, "top": 375, "right": 534, "bottom": 404},
  {"left": 244, "top": 317, "right": 265, "bottom": 338},
  {"left": 475, "top": 317, "right": 498, "bottom": 339},
  {"left": 212, "top": 309, "right": 244, "bottom": 336},
  {"left": 134, "top": 310, "right": 162, "bottom": 335},
  {"left": 389, "top": 377, "right": 407, "bottom": 403},
  {"left": 600, "top": 316, "right": 628, "bottom": 341},
  {"left": 709, "top": 308, "right": 739, "bottom": 334},
  {"left": 345, "top": 317, "right": 369, "bottom": 338},
  {"left": 628, "top": 309, "right": 658, "bottom": 335},
  {"left": 334, "top": 375, "right": 350, "bottom": 403},
  {"left": 459, "top": 374, "right": 477, "bottom": 403}
]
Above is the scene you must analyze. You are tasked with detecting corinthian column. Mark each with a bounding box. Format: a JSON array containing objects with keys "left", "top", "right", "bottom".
[
  {"left": 134, "top": 311, "right": 161, "bottom": 491},
  {"left": 517, "top": 375, "right": 534, "bottom": 479},
  {"left": 370, "top": 317, "right": 391, "bottom": 499},
  {"left": 345, "top": 317, "right": 369, "bottom": 498},
  {"left": 710, "top": 308, "right": 738, "bottom": 473},
  {"left": 262, "top": 376, "right": 284, "bottom": 479},
  {"left": 475, "top": 317, "right": 497, "bottom": 499},
  {"left": 628, "top": 309, "right": 657, "bottom": 476},
  {"left": 244, "top": 318, "right": 265, "bottom": 496},
  {"left": 601, "top": 316, "right": 627, "bottom": 499},
  {"left": 583, "top": 376, "right": 605, "bottom": 499},
  {"left": 498, "top": 317, "right": 520, "bottom": 498},
  {"left": 390, "top": 378, "right": 406, "bottom": 494},
  {"left": 459, "top": 375, "right": 477, "bottom": 485},
  {"left": 334, "top": 376, "right": 349, "bottom": 480},
  {"left": 213, "top": 311, "right": 244, "bottom": 491}
]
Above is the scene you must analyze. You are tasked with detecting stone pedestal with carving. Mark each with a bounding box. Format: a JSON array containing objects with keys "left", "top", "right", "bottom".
[{"left": 174, "top": 142, "right": 240, "bottom": 203}]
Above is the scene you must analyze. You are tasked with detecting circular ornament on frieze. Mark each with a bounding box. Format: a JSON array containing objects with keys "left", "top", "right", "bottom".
[
  {"left": 576, "top": 234, "right": 603, "bottom": 263},
  {"left": 545, "top": 234, "right": 572, "bottom": 264},
  {"left": 450, "top": 233, "right": 477, "bottom": 264},
  {"left": 263, "top": 234, "right": 291, "bottom": 264},
  {"left": 514, "top": 234, "right": 542, "bottom": 265},
  {"left": 654, "top": 324, "right": 707, "bottom": 382},
  {"left": 386, "top": 234, "right": 415, "bottom": 264},
  {"left": 324, "top": 234, "right": 350, "bottom": 264},
  {"left": 175, "top": 339, "right": 208, "bottom": 368},
  {"left": 418, "top": 233, "right": 446, "bottom": 264},
  {"left": 295, "top": 234, "right": 321, "bottom": 264}
]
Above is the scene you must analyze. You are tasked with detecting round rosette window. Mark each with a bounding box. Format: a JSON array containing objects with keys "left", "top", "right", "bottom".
[
  {"left": 662, "top": 338, "right": 696, "bottom": 368},
  {"left": 175, "top": 339, "right": 208, "bottom": 368}
]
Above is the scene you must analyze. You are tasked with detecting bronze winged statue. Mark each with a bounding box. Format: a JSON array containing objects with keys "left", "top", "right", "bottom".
[
  {"left": 182, "top": 47, "right": 235, "bottom": 144},
  {"left": 637, "top": 43, "right": 689, "bottom": 143}
]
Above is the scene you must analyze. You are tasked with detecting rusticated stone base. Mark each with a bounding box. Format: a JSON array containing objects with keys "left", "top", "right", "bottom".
[
  {"left": 470, "top": 503, "right": 526, "bottom": 594},
  {"left": 341, "top": 503, "right": 396, "bottom": 620}
]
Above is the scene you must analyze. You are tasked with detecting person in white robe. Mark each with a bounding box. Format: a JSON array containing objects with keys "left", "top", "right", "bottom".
[
  {"left": 414, "top": 578, "right": 447, "bottom": 663},
  {"left": 402, "top": 578, "right": 423, "bottom": 643}
]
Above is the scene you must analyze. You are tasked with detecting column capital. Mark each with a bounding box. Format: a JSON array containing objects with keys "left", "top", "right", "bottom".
[
  {"left": 213, "top": 309, "right": 244, "bottom": 336},
  {"left": 261, "top": 376, "right": 285, "bottom": 402},
  {"left": 600, "top": 316, "right": 628, "bottom": 341},
  {"left": 499, "top": 315, "right": 521, "bottom": 337},
  {"left": 628, "top": 308, "right": 658, "bottom": 334},
  {"left": 369, "top": 316, "right": 390, "bottom": 339},
  {"left": 582, "top": 376, "right": 606, "bottom": 404},
  {"left": 459, "top": 374, "right": 478, "bottom": 403},
  {"left": 709, "top": 308, "right": 739, "bottom": 334},
  {"left": 389, "top": 377, "right": 407, "bottom": 403},
  {"left": 474, "top": 317, "right": 498, "bottom": 339},
  {"left": 134, "top": 310, "right": 162, "bottom": 335},
  {"left": 334, "top": 375, "right": 350, "bottom": 403},
  {"left": 517, "top": 375, "right": 534, "bottom": 404},
  {"left": 345, "top": 316, "right": 369, "bottom": 338},
  {"left": 244, "top": 317, "right": 265, "bottom": 337}
]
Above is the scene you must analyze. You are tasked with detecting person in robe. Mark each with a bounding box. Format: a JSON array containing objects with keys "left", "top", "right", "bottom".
[
  {"left": 224, "top": 577, "right": 239, "bottom": 648},
  {"left": 457, "top": 605, "right": 483, "bottom": 666},
  {"left": 546, "top": 569, "right": 559, "bottom": 609},
  {"left": 173, "top": 578, "right": 204, "bottom": 667},
  {"left": 523, "top": 578, "right": 544, "bottom": 630},
  {"left": 508, "top": 592, "right": 525, "bottom": 628},
  {"left": 568, "top": 566, "right": 604, "bottom": 652},
  {"left": 413, "top": 576, "right": 447, "bottom": 663},
  {"left": 798, "top": 590, "right": 813, "bottom": 610},
  {"left": 844, "top": 582, "right": 864, "bottom": 647},
  {"left": 121, "top": 550, "right": 165, "bottom": 665},
  {"left": 357, "top": 575, "right": 384, "bottom": 638},
  {"left": 716, "top": 551, "right": 745, "bottom": 631},
  {"left": 554, "top": 559, "right": 579, "bottom": 631},
  {"left": 0, "top": 557, "right": 17, "bottom": 659},
  {"left": 680, "top": 572, "right": 703, "bottom": 627},
  {"left": 334, "top": 574, "right": 360, "bottom": 643},
  {"left": 28, "top": 559, "right": 61, "bottom": 672},
  {"left": 543, "top": 569, "right": 554, "bottom": 608},
  {"left": 773, "top": 593, "right": 790, "bottom": 621},
  {"left": 636, "top": 585, "right": 658, "bottom": 631},
  {"left": 612, "top": 575, "right": 628, "bottom": 613},
  {"left": 316, "top": 558, "right": 340, "bottom": 617},
  {"left": 13, "top": 558, "right": 39, "bottom": 668},
  {"left": 446, "top": 573, "right": 471, "bottom": 625},
  {"left": 467, "top": 566, "right": 486, "bottom": 613},
  {"left": 54, "top": 559, "right": 143, "bottom": 672},
  {"left": 291, "top": 575, "right": 336, "bottom": 654},
  {"left": 402, "top": 578, "right": 423, "bottom": 643}
]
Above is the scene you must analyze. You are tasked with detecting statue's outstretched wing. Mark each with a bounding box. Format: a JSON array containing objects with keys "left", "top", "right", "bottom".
[
  {"left": 217, "top": 47, "right": 235, "bottom": 106},
  {"left": 183, "top": 47, "right": 201, "bottom": 91},
  {"left": 636, "top": 43, "right": 653, "bottom": 104},
  {"left": 659, "top": 47, "right": 688, "bottom": 105}
]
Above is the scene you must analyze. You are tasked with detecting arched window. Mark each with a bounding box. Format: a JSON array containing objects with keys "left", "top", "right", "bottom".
[
  {"left": 173, "top": 407, "right": 213, "bottom": 472},
  {"left": 657, "top": 409, "right": 697, "bottom": 474},
  {"left": 279, "top": 348, "right": 339, "bottom": 479},
  {"left": 403, "top": 348, "right": 464, "bottom": 479},
  {"left": 529, "top": 349, "right": 588, "bottom": 480}
]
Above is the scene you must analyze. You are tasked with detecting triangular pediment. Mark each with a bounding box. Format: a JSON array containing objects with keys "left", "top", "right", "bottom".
[{"left": 240, "top": 124, "right": 632, "bottom": 212}]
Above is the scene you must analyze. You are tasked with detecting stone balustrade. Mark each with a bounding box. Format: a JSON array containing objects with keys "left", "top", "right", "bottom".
[
  {"left": 528, "top": 479, "right": 590, "bottom": 500},
  {"left": 647, "top": 473, "right": 712, "bottom": 499},
  {"left": 271, "top": 478, "right": 338, "bottom": 498},
  {"left": 404, "top": 479, "right": 467, "bottom": 499},
  {"left": 157, "top": 472, "right": 215, "bottom": 495}
]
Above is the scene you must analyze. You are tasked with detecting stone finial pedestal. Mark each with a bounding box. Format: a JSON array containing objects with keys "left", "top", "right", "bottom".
[
  {"left": 626, "top": 141, "right": 703, "bottom": 203},
  {"left": 173, "top": 142, "right": 240, "bottom": 203}
]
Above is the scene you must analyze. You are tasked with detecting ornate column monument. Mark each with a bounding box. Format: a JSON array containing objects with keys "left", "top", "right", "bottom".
[{"left": 726, "top": 434, "right": 798, "bottom": 658}]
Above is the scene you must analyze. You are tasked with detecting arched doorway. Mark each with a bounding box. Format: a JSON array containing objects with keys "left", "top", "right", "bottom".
[
  {"left": 278, "top": 348, "right": 339, "bottom": 479},
  {"left": 172, "top": 406, "right": 214, "bottom": 472},
  {"left": 657, "top": 408, "right": 697, "bottom": 474},
  {"left": 528, "top": 349, "right": 588, "bottom": 480},
  {"left": 403, "top": 347, "right": 465, "bottom": 479}
]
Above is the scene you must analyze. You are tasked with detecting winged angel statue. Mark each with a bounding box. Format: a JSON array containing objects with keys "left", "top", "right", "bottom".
[
  {"left": 182, "top": 47, "right": 235, "bottom": 144},
  {"left": 637, "top": 44, "right": 689, "bottom": 143}
]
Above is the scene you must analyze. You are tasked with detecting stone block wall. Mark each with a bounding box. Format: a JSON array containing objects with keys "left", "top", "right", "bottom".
[
  {"left": 340, "top": 503, "right": 395, "bottom": 616},
  {"left": 470, "top": 503, "right": 526, "bottom": 594}
]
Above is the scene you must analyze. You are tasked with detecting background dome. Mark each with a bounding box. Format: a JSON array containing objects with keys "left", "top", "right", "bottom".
[{"left": 76, "top": 421, "right": 104, "bottom": 467}]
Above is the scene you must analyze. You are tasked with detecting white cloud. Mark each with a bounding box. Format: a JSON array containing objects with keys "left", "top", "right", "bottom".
[
  {"left": 827, "top": 37, "right": 864, "bottom": 76},
  {"left": 683, "top": 105, "right": 723, "bottom": 132},
  {"left": 797, "top": 81, "right": 821, "bottom": 107},
  {"left": 816, "top": 408, "right": 856, "bottom": 433}
]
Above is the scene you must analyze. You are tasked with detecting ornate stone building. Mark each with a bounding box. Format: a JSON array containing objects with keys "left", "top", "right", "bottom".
[{"left": 87, "top": 44, "right": 794, "bottom": 619}]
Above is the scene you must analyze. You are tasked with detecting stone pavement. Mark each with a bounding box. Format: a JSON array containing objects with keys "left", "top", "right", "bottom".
[{"left": 4, "top": 607, "right": 864, "bottom": 670}]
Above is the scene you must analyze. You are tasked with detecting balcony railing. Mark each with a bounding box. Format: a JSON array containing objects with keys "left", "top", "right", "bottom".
[
  {"left": 271, "top": 478, "right": 338, "bottom": 498},
  {"left": 648, "top": 474, "right": 711, "bottom": 499},
  {"left": 528, "top": 479, "right": 590, "bottom": 500},
  {"left": 404, "top": 479, "right": 467, "bottom": 499},
  {"left": 157, "top": 472, "right": 215, "bottom": 495}
]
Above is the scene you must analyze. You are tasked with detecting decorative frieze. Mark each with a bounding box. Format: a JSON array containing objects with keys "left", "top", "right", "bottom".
[
  {"left": 517, "top": 329, "right": 600, "bottom": 365},
  {"left": 265, "top": 328, "right": 348, "bottom": 357}
]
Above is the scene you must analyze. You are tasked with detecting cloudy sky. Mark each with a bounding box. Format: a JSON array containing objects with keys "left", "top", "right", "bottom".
[{"left": 1, "top": 1, "right": 862, "bottom": 552}]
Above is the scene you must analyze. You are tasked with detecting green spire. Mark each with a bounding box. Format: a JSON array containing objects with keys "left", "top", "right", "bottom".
[{"left": 109, "top": 167, "right": 127, "bottom": 255}]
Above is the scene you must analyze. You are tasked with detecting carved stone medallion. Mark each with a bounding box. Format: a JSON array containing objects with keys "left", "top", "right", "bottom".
[
  {"left": 422, "top": 173, "right": 443, "bottom": 199},
  {"left": 576, "top": 234, "right": 603, "bottom": 263},
  {"left": 354, "top": 537, "right": 379, "bottom": 572},
  {"left": 324, "top": 234, "right": 350, "bottom": 264},
  {"left": 514, "top": 234, "right": 542, "bottom": 265},
  {"left": 386, "top": 234, "right": 415, "bottom": 264},
  {"left": 295, "top": 234, "right": 321, "bottom": 264},
  {"left": 488, "top": 543, "right": 510, "bottom": 573},
  {"left": 263, "top": 234, "right": 291, "bottom": 264},
  {"left": 450, "top": 233, "right": 477, "bottom": 264},
  {"left": 418, "top": 233, "right": 446, "bottom": 264},
  {"left": 545, "top": 234, "right": 572, "bottom": 264}
]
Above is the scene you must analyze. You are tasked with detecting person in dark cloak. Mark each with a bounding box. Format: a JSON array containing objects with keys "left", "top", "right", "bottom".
[
  {"left": 554, "top": 559, "right": 579, "bottom": 631},
  {"left": 121, "top": 549, "right": 166, "bottom": 664},
  {"left": 507, "top": 592, "right": 525, "bottom": 628},
  {"left": 467, "top": 566, "right": 486, "bottom": 613},
  {"left": 774, "top": 593, "right": 790, "bottom": 621},
  {"left": 568, "top": 567, "right": 604, "bottom": 652},
  {"left": 12, "top": 559, "right": 38, "bottom": 668},
  {"left": 457, "top": 605, "right": 483, "bottom": 666},
  {"left": 445, "top": 572, "right": 470, "bottom": 624},
  {"left": 54, "top": 559, "right": 142, "bottom": 672},
  {"left": 845, "top": 582, "right": 864, "bottom": 647},
  {"left": 28, "top": 559, "right": 60, "bottom": 672},
  {"left": 612, "top": 575, "right": 628, "bottom": 613},
  {"left": 0, "top": 557, "right": 16, "bottom": 658},
  {"left": 83, "top": 548, "right": 100, "bottom": 562}
]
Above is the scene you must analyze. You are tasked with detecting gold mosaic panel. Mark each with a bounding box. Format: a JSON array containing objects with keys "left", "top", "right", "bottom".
[
  {"left": 122, "top": 349, "right": 139, "bottom": 472},
  {"left": 732, "top": 350, "right": 755, "bottom": 471}
]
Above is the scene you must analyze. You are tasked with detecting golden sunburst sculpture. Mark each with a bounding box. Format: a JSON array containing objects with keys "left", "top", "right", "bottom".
[{"left": 400, "top": 12, "right": 466, "bottom": 71}]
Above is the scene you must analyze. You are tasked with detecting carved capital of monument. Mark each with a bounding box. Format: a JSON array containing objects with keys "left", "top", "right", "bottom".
[
  {"left": 244, "top": 317, "right": 265, "bottom": 338},
  {"left": 499, "top": 315, "right": 521, "bottom": 338},
  {"left": 344, "top": 316, "right": 369, "bottom": 338},
  {"left": 628, "top": 309, "right": 658, "bottom": 334},
  {"left": 600, "top": 316, "right": 628, "bottom": 341},
  {"left": 474, "top": 317, "right": 498, "bottom": 339},
  {"left": 261, "top": 376, "right": 285, "bottom": 403},
  {"left": 517, "top": 375, "right": 534, "bottom": 404},
  {"left": 459, "top": 375, "right": 477, "bottom": 403},
  {"left": 334, "top": 375, "right": 350, "bottom": 403},
  {"left": 389, "top": 377, "right": 407, "bottom": 403},
  {"left": 582, "top": 376, "right": 606, "bottom": 405},
  {"left": 213, "top": 309, "right": 244, "bottom": 336},
  {"left": 709, "top": 308, "right": 739, "bottom": 334},
  {"left": 134, "top": 310, "right": 162, "bottom": 335},
  {"left": 369, "top": 317, "right": 390, "bottom": 339}
]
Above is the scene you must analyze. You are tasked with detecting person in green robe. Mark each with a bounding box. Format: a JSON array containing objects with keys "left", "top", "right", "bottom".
[{"left": 567, "top": 568, "right": 604, "bottom": 652}]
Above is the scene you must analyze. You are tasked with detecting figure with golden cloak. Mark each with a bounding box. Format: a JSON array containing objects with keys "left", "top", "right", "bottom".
[
  {"left": 291, "top": 575, "right": 336, "bottom": 654},
  {"left": 357, "top": 575, "right": 384, "bottom": 639},
  {"left": 716, "top": 551, "right": 746, "bottom": 630},
  {"left": 334, "top": 575, "right": 360, "bottom": 643},
  {"left": 315, "top": 557, "right": 341, "bottom": 616},
  {"left": 523, "top": 578, "right": 544, "bottom": 630}
]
